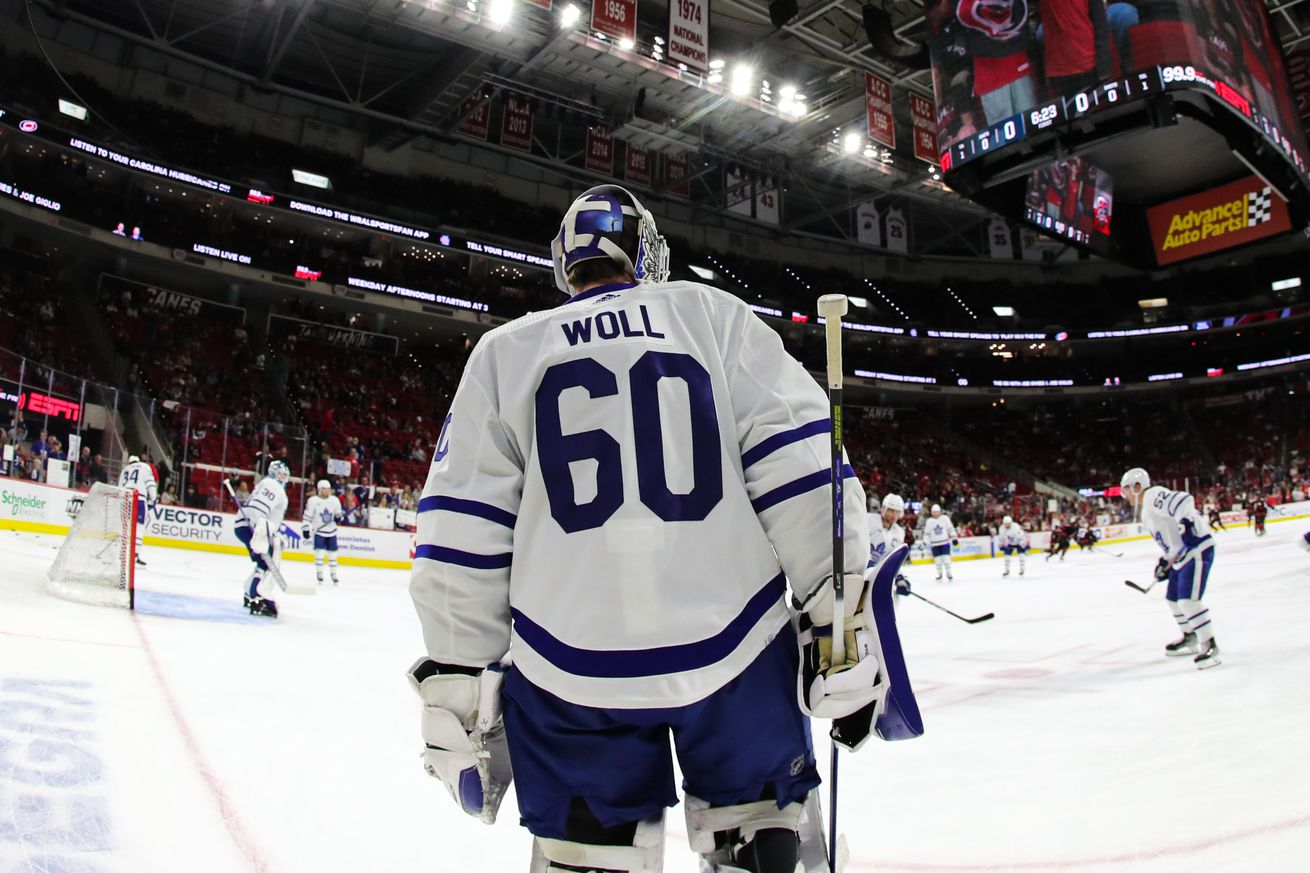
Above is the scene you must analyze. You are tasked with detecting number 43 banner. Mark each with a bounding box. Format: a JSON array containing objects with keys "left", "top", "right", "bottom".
[{"left": 592, "top": 0, "right": 636, "bottom": 43}]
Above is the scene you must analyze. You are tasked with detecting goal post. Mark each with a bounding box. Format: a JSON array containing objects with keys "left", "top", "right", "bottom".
[{"left": 47, "top": 483, "right": 138, "bottom": 609}]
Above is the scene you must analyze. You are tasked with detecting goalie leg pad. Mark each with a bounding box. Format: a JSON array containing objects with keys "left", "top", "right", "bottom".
[
  {"left": 529, "top": 814, "right": 665, "bottom": 873},
  {"left": 684, "top": 793, "right": 802, "bottom": 855}
]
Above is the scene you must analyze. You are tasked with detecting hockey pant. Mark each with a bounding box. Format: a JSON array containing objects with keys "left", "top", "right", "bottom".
[
  {"left": 313, "top": 533, "right": 339, "bottom": 580},
  {"left": 1166, "top": 545, "right": 1216, "bottom": 645}
]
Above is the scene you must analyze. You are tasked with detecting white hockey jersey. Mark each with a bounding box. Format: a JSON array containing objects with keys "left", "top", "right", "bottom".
[
  {"left": 923, "top": 514, "right": 956, "bottom": 546},
  {"left": 996, "top": 523, "right": 1027, "bottom": 550},
  {"left": 118, "top": 461, "right": 158, "bottom": 502},
  {"left": 410, "top": 280, "right": 870, "bottom": 710},
  {"left": 304, "top": 494, "right": 343, "bottom": 537},
  {"left": 868, "top": 514, "right": 905, "bottom": 573},
  {"left": 1141, "top": 486, "right": 1213, "bottom": 565},
  {"left": 239, "top": 477, "right": 288, "bottom": 531}
]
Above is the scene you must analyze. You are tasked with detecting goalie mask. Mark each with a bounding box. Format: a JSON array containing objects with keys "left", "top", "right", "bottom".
[
  {"left": 268, "top": 460, "right": 291, "bottom": 484},
  {"left": 551, "top": 185, "right": 669, "bottom": 294}
]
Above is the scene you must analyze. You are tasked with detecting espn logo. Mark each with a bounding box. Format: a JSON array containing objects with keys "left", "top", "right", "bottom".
[{"left": 17, "top": 392, "right": 80, "bottom": 422}]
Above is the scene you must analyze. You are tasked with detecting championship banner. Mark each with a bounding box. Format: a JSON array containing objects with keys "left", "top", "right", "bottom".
[
  {"left": 856, "top": 201, "right": 881, "bottom": 247},
  {"left": 987, "top": 217, "right": 1013, "bottom": 259},
  {"left": 99, "top": 274, "right": 245, "bottom": 324},
  {"left": 909, "top": 93, "right": 939, "bottom": 165},
  {"left": 668, "top": 0, "right": 710, "bottom": 73},
  {"left": 586, "top": 126, "right": 614, "bottom": 175},
  {"left": 591, "top": 0, "right": 637, "bottom": 43},
  {"left": 455, "top": 89, "right": 491, "bottom": 140},
  {"left": 1288, "top": 49, "right": 1310, "bottom": 127},
  {"left": 500, "top": 94, "right": 534, "bottom": 152},
  {"left": 624, "top": 143, "right": 653, "bottom": 187},
  {"left": 885, "top": 207, "right": 909, "bottom": 254},
  {"left": 725, "top": 167, "right": 753, "bottom": 217},
  {"left": 755, "top": 183, "right": 780, "bottom": 226},
  {"left": 525, "top": 0, "right": 553, "bottom": 8},
  {"left": 1146, "top": 175, "right": 1292, "bottom": 266},
  {"left": 268, "top": 314, "right": 400, "bottom": 355},
  {"left": 666, "top": 152, "right": 692, "bottom": 197},
  {"left": 865, "top": 72, "right": 895, "bottom": 149}
]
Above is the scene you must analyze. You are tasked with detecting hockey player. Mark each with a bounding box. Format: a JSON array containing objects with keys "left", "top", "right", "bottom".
[
  {"left": 1208, "top": 503, "right": 1226, "bottom": 531},
  {"left": 996, "top": 515, "right": 1027, "bottom": 577},
  {"left": 1046, "top": 522, "right": 1072, "bottom": 561},
  {"left": 1251, "top": 500, "right": 1269, "bottom": 537},
  {"left": 118, "top": 454, "right": 157, "bottom": 567},
  {"left": 302, "top": 479, "right": 344, "bottom": 584},
  {"left": 235, "top": 461, "right": 290, "bottom": 617},
  {"left": 1120, "top": 468, "right": 1220, "bottom": 669},
  {"left": 407, "top": 184, "right": 918, "bottom": 873},
  {"left": 870, "top": 493, "right": 911, "bottom": 597},
  {"left": 922, "top": 503, "right": 957, "bottom": 581},
  {"left": 1076, "top": 525, "right": 1099, "bottom": 551}
]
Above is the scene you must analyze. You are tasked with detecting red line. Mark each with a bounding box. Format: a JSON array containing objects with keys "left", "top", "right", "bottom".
[{"left": 132, "top": 615, "right": 273, "bottom": 873}]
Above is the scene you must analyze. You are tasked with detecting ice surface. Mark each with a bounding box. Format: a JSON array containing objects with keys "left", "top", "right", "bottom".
[{"left": 3, "top": 520, "right": 1309, "bottom": 872}]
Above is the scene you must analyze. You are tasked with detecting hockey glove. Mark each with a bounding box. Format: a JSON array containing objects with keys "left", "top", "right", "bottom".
[
  {"left": 301, "top": 523, "right": 311, "bottom": 540},
  {"left": 894, "top": 575, "right": 911, "bottom": 597},
  {"left": 952, "top": 539, "right": 959, "bottom": 547},
  {"left": 797, "top": 575, "right": 877, "bottom": 721},
  {"left": 1301, "top": 531, "right": 1310, "bottom": 553},
  {"left": 1154, "top": 557, "right": 1171, "bottom": 581},
  {"left": 407, "top": 658, "right": 513, "bottom": 825}
]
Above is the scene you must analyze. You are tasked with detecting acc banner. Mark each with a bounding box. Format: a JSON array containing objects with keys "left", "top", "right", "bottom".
[
  {"left": 586, "top": 127, "right": 615, "bottom": 175},
  {"left": 666, "top": 152, "right": 692, "bottom": 197},
  {"left": 987, "top": 217, "right": 1013, "bottom": 259},
  {"left": 668, "top": 0, "right": 710, "bottom": 73},
  {"left": 592, "top": 0, "right": 636, "bottom": 43},
  {"left": 865, "top": 72, "right": 895, "bottom": 149},
  {"left": 885, "top": 207, "right": 909, "bottom": 254},
  {"left": 500, "top": 95, "right": 534, "bottom": 152},
  {"left": 1147, "top": 175, "right": 1291, "bottom": 266},
  {"left": 624, "top": 143, "right": 653, "bottom": 186},
  {"left": 455, "top": 89, "right": 491, "bottom": 140},
  {"left": 909, "top": 93, "right": 939, "bottom": 164},
  {"left": 856, "top": 201, "right": 881, "bottom": 247}
]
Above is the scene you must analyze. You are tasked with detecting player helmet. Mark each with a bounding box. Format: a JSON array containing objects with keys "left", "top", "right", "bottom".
[
  {"left": 1120, "top": 467, "right": 1150, "bottom": 495},
  {"left": 1003, "top": 515, "right": 1013, "bottom": 526},
  {"left": 551, "top": 185, "right": 669, "bottom": 294},
  {"left": 931, "top": 504, "right": 942, "bottom": 515},
  {"left": 268, "top": 460, "right": 291, "bottom": 484},
  {"left": 127, "top": 454, "right": 140, "bottom": 465},
  {"left": 882, "top": 493, "right": 905, "bottom": 513},
  {"left": 316, "top": 479, "right": 331, "bottom": 494}
]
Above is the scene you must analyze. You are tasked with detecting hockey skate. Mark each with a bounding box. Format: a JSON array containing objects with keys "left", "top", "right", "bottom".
[
  {"left": 1003, "top": 567, "right": 1010, "bottom": 577},
  {"left": 248, "top": 596, "right": 279, "bottom": 618},
  {"left": 135, "top": 555, "right": 147, "bottom": 567},
  {"left": 1165, "top": 632, "right": 1198, "bottom": 657},
  {"left": 1194, "top": 639, "right": 1221, "bottom": 669}
]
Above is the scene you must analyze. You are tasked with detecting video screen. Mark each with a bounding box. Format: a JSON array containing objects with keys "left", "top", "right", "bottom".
[
  {"left": 925, "top": 0, "right": 1309, "bottom": 171},
  {"left": 1023, "top": 156, "right": 1113, "bottom": 246}
]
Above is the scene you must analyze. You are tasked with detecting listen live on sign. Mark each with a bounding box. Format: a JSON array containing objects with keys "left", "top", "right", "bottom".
[{"left": 1146, "top": 175, "right": 1292, "bottom": 266}]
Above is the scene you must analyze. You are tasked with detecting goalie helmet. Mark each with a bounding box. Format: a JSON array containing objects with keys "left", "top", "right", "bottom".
[
  {"left": 551, "top": 185, "right": 669, "bottom": 294},
  {"left": 1120, "top": 467, "right": 1150, "bottom": 495},
  {"left": 268, "top": 460, "right": 291, "bottom": 484}
]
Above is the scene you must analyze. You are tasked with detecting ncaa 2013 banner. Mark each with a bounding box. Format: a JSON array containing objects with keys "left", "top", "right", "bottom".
[
  {"left": 0, "top": 479, "right": 415, "bottom": 570},
  {"left": 1146, "top": 175, "right": 1292, "bottom": 265}
]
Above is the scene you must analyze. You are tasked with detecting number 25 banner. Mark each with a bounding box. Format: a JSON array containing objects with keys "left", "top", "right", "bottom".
[
  {"left": 668, "top": 0, "right": 710, "bottom": 74},
  {"left": 592, "top": 0, "right": 636, "bottom": 43}
]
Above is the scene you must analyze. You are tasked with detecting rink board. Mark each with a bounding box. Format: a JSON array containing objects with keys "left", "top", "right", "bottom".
[{"left": 0, "top": 479, "right": 414, "bottom": 570}]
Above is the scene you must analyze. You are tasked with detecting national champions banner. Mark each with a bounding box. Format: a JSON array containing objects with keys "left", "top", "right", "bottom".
[{"left": 1146, "top": 175, "right": 1292, "bottom": 266}]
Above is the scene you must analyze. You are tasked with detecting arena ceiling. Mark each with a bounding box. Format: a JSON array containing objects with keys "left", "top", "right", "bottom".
[{"left": 23, "top": 0, "right": 1310, "bottom": 260}]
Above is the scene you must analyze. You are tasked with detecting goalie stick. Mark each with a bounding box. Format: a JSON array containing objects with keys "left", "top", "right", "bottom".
[
  {"left": 907, "top": 591, "right": 995, "bottom": 624},
  {"left": 222, "top": 478, "right": 290, "bottom": 593}
]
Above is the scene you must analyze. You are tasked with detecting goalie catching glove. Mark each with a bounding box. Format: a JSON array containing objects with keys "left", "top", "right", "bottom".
[
  {"left": 407, "top": 658, "right": 513, "bottom": 824},
  {"left": 797, "top": 544, "right": 922, "bottom": 751}
]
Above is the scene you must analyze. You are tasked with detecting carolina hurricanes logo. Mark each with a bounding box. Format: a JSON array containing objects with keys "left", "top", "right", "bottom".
[{"left": 956, "top": 0, "right": 1027, "bottom": 41}]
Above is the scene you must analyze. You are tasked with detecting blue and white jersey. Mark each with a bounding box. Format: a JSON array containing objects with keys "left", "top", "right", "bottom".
[
  {"left": 118, "top": 461, "right": 158, "bottom": 503},
  {"left": 923, "top": 514, "right": 956, "bottom": 547},
  {"left": 869, "top": 515, "right": 905, "bottom": 573},
  {"left": 996, "top": 523, "right": 1027, "bottom": 551},
  {"left": 304, "top": 494, "right": 342, "bottom": 537},
  {"left": 410, "top": 279, "right": 870, "bottom": 710},
  {"left": 1141, "top": 486, "right": 1213, "bottom": 565},
  {"left": 239, "top": 477, "right": 288, "bottom": 531}
]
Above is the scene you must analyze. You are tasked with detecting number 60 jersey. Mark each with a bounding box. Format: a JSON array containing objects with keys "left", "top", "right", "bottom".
[{"left": 411, "top": 280, "right": 869, "bottom": 710}]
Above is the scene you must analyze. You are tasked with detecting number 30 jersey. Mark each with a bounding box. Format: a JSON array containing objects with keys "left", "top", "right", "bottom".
[{"left": 411, "top": 280, "right": 870, "bottom": 709}]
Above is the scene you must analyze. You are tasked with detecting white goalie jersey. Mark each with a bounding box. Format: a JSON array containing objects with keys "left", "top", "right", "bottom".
[
  {"left": 240, "top": 477, "right": 288, "bottom": 532},
  {"left": 411, "top": 280, "right": 870, "bottom": 709}
]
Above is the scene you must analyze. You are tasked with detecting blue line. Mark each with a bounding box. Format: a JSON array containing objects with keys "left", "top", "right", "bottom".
[
  {"left": 741, "top": 419, "right": 831, "bottom": 470},
  {"left": 418, "top": 496, "right": 517, "bottom": 529},
  {"left": 752, "top": 465, "right": 856, "bottom": 514},
  {"left": 511, "top": 572, "right": 786, "bottom": 678},
  {"left": 414, "top": 544, "right": 512, "bottom": 570}
]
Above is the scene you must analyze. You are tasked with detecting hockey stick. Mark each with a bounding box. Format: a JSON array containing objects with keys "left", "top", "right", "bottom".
[
  {"left": 817, "top": 292, "right": 848, "bottom": 872},
  {"left": 1124, "top": 578, "right": 1158, "bottom": 594},
  {"left": 222, "top": 478, "right": 290, "bottom": 593},
  {"left": 907, "top": 591, "right": 995, "bottom": 624},
  {"left": 1088, "top": 546, "right": 1125, "bottom": 559}
]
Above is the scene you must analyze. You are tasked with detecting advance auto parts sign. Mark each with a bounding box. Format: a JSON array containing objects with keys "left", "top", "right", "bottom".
[
  {"left": 1147, "top": 176, "right": 1291, "bottom": 266},
  {"left": 2, "top": 486, "right": 48, "bottom": 522}
]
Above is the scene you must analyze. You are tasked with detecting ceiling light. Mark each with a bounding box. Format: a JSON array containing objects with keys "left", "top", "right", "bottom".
[
  {"left": 292, "top": 169, "right": 331, "bottom": 189},
  {"left": 1137, "top": 297, "right": 1168, "bottom": 309},
  {"left": 58, "top": 99, "right": 88, "bottom": 121},
  {"left": 488, "top": 0, "right": 512, "bottom": 23},
  {"left": 843, "top": 132, "right": 862, "bottom": 154},
  {"left": 560, "top": 3, "right": 580, "bottom": 26},
  {"left": 847, "top": 296, "right": 869, "bottom": 308},
  {"left": 709, "top": 59, "right": 725, "bottom": 70},
  {"left": 618, "top": 37, "right": 635, "bottom": 50},
  {"left": 730, "top": 65, "right": 753, "bottom": 97},
  {"left": 1271, "top": 277, "right": 1301, "bottom": 291},
  {"left": 689, "top": 265, "right": 716, "bottom": 280},
  {"left": 992, "top": 306, "right": 1015, "bottom": 317}
]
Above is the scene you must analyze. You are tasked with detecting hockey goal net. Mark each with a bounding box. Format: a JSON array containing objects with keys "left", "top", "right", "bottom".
[{"left": 47, "top": 483, "right": 138, "bottom": 609}]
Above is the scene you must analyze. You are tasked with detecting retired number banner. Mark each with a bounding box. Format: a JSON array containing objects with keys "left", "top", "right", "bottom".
[
  {"left": 586, "top": 127, "right": 615, "bottom": 175},
  {"left": 592, "top": 0, "right": 637, "bottom": 43},
  {"left": 668, "top": 0, "right": 710, "bottom": 73},
  {"left": 625, "top": 144, "right": 652, "bottom": 187},
  {"left": 865, "top": 72, "right": 895, "bottom": 149},
  {"left": 500, "top": 95, "right": 534, "bottom": 152},
  {"left": 909, "top": 93, "right": 938, "bottom": 165}
]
